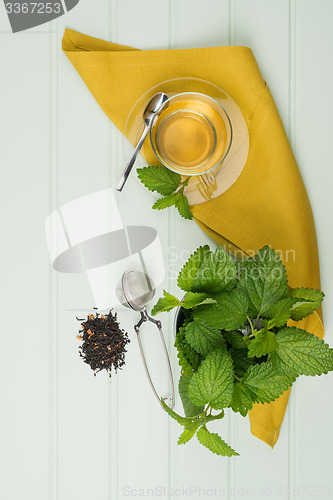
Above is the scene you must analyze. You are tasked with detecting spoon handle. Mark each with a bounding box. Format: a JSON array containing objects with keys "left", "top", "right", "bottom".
[{"left": 116, "top": 123, "right": 149, "bottom": 192}]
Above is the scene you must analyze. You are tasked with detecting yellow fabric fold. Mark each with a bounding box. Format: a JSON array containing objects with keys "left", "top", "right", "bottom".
[{"left": 62, "top": 29, "right": 324, "bottom": 448}]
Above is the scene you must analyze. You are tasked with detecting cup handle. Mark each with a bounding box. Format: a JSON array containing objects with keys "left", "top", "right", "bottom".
[{"left": 196, "top": 171, "right": 218, "bottom": 200}]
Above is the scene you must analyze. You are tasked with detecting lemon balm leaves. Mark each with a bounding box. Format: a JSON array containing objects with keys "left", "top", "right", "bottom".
[
  {"left": 224, "top": 330, "right": 248, "bottom": 350},
  {"left": 192, "top": 305, "right": 227, "bottom": 330},
  {"left": 192, "top": 247, "right": 237, "bottom": 293},
  {"left": 185, "top": 320, "right": 225, "bottom": 356},
  {"left": 182, "top": 292, "right": 217, "bottom": 309},
  {"left": 268, "top": 297, "right": 296, "bottom": 328},
  {"left": 229, "top": 347, "right": 256, "bottom": 379},
  {"left": 151, "top": 290, "right": 180, "bottom": 314},
  {"left": 178, "top": 421, "right": 200, "bottom": 445},
  {"left": 152, "top": 193, "right": 180, "bottom": 210},
  {"left": 270, "top": 326, "right": 333, "bottom": 376},
  {"left": 213, "top": 289, "right": 249, "bottom": 330},
  {"left": 152, "top": 290, "right": 216, "bottom": 316},
  {"left": 175, "top": 326, "right": 203, "bottom": 373},
  {"left": 230, "top": 381, "right": 255, "bottom": 416},
  {"left": 242, "top": 362, "right": 296, "bottom": 404},
  {"left": 160, "top": 398, "right": 191, "bottom": 426},
  {"left": 239, "top": 246, "right": 289, "bottom": 316},
  {"left": 152, "top": 192, "right": 193, "bottom": 220},
  {"left": 137, "top": 165, "right": 181, "bottom": 195},
  {"left": 177, "top": 245, "right": 211, "bottom": 291},
  {"left": 248, "top": 329, "right": 278, "bottom": 358},
  {"left": 289, "top": 288, "right": 324, "bottom": 321},
  {"left": 179, "top": 374, "right": 205, "bottom": 417},
  {"left": 177, "top": 246, "right": 237, "bottom": 294},
  {"left": 176, "top": 193, "right": 193, "bottom": 220},
  {"left": 248, "top": 321, "right": 278, "bottom": 358},
  {"left": 230, "top": 362, "right": 294, "bottom": 416},
  {"left": 267, "top": 290, "right": 323, "bottom": 326},
  {"left": 137, "top": 165, "right": 193, "bottom": 220},
  {"left": 197, "top": 427, "right": 239, "bottom": 457},
  {"left": 192, "top": 295, "right": 248, "bottom": 333},
  {"left": 188, "top": 349, "right": 234, "bottom": 410},
  {"left": 176, "top": 349, "right": 194, "bottom": 377},
  {"left": 156, "top": 244, "right": 329, "bottom": 457}
]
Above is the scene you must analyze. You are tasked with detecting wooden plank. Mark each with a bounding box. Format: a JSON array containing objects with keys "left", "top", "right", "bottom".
[
  {"left": 175, "top": 0, "right": 229, "bottom": 48},
  {"left": 0, "top": 34, "right": 50, "bottom": 500},
  {"left": 56, "top": 0, "right": 111, "bottom": 40},
  {"left": 229, "top": 0, "right": 292, "bottom": 494},
  {"left": 54, "top": 2, "right": 112, "bottom": 499},
  {"left": 236, "top": 0, "right": 290, "bottom": 129},
  {"left": 117, "top": 0, "right": 169, "bottom": 49},
  {"left": 168, "top": 0, "right": 231, "bottom": 495},
  {"left": 291, "top": 1, "right": 333, "bottom": 496},
  {"left": 106, "top": 1, "right": 172, "bottom": 498}
]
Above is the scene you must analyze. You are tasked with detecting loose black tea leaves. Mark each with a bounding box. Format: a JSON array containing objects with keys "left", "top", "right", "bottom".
[{"left": 77, "top": 310, "right": 130, "bottom": 376}]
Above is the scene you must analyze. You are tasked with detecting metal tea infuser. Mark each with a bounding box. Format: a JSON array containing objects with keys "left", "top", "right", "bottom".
[{"left": 116, "top": 270, "right": 175, "bottom": 409}]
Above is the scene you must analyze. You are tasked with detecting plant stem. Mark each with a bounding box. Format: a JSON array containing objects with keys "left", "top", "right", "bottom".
[
  {"left": 175, "top": 177, "right": 190, "bottom": 194},
  {"left": 247, "top": 316, "right": 255, "bottom": 336}
]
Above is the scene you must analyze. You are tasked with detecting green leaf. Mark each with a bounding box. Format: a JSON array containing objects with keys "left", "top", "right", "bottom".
[
  {"left": 191, "top": 247, "right": 237, "bottom": 293},
  {"left": 179, "top": 375, "right": 204, "bottom": 417},
  {"left": 229, "top": 347, "right": 256, "bottom": 379},
  {"left": 151, "top": 290, "right": 180, "bottom": 315},
  {"left": 242, "top": 362, "right": 296, "bottom": 404},
  {"left": 230, "top": 381, "right": 255, "bottom": 417},
  {"left": 181, "top": 292, "right": 216, "bottom": 309},
  {"left": 160, "top": 397, "right": 191, "bottom": 426},
  {"left": 268, "top": 297, "right": 296, "bottom": 327},
  {"left": 185, "top": 320, "right": 225, "bottom": 356},
  {"left": 152, "top": 193, "right": 179, "bottom": 210},
  {"left": 213, "top": 289, "right": 249, "bottom": 330},
  {"left": 178, "top": 421, "right": 199, "bottom": 445},
  {"left": 193, "top": 289, "right": 248, "bottom": 331},
  {"left": 289, "top": 288, "right": 324, "bottom": 321},
  {"left": 248, "top": 322, "right": 278, "bottom": 358},
  {"left": 175, "top": 326, "right": 203, "bottom": 372},
  {"left": 270, "top": 326, "right": 333, "bottom": 376},
  {"left": 238, "top": 246, "right": 289, "bottom": 316},
  {"left": 204, "top": 411, "right": 225, "bottom": 423},
  {"left": 177, "top": 245, "right": 211, "bottom": 292},
  {"left": 176, "top": 194, "right": 193, "bottom": 220},
  {"left": 137, "top": 165, "right": 181, "bottom": 195},
  {"left": 188, "top": 349, "right": 234, "bottom": 410},
  {"left": 192, "top": 290, "right": 248, "bottom": 333},
  {"left": 197, "top": 427, "right": 239, "bottom": 457},
  {"left": 192, "top": 304, "right": 225, "bottom": 329},
  {"left": 224, "top": 330, "right": 248, "bottom": 349},
  {"left": 176, "top": 349, "right": 194, "bottom": 376}
]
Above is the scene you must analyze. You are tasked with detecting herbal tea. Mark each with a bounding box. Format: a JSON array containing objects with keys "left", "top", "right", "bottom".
[{"left": 152, "top": 97, "right": 228, "bottom": 174}]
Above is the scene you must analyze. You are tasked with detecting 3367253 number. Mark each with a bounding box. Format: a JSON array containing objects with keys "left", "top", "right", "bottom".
[{"left": 5, "top": 2, "right": 62, "bottom": 14}]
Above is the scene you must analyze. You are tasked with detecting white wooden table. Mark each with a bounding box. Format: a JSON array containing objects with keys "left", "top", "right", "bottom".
[{"left": 1, "top": 1, "right": 333, "bottom": 499}]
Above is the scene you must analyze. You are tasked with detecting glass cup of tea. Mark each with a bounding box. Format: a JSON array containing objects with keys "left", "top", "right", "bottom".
[{"left": 149, "top": 92, "right": 233, "bottom": 200}]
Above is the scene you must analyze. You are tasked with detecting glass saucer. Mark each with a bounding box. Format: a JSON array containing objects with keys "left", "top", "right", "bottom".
[{"left": 122, "top": 77, "right": 249, "bottom": 205}]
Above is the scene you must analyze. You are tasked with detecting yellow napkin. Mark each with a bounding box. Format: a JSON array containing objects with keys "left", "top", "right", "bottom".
[{"left": 62, "top": 29, "right": 324, "bottom": 449}]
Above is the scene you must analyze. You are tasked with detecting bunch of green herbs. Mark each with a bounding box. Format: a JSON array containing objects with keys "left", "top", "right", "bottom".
[{"left": 152, "top": 245, "right": 331, "bottom": 457}]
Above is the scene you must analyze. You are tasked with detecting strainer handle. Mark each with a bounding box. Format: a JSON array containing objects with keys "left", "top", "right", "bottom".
[{"left": 134, "top": 309, "right": 175, "bottom": 410}]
